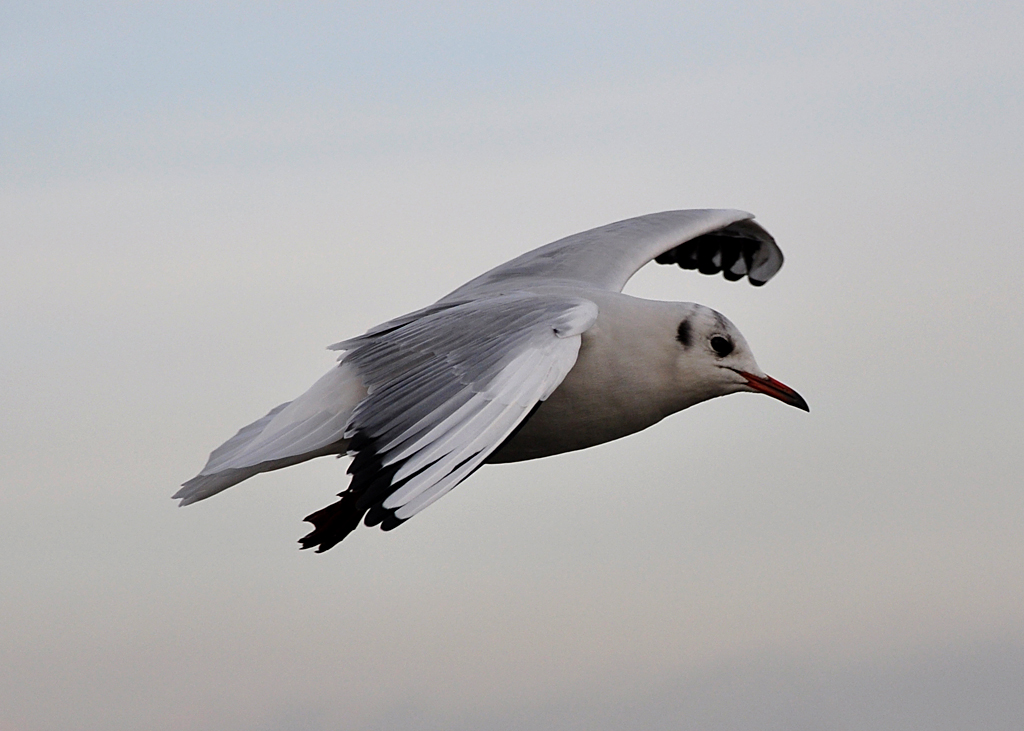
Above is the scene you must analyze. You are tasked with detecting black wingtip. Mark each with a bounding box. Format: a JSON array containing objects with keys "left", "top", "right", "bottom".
[
  {"left": 298, "top": 491, "right": 366, "bottom": 552},
  {"left": 297, "top": 431, "right": 416, "bottom": 552},
  {"left": 656, "top": 218, "right": 782, "bottom": 286}
]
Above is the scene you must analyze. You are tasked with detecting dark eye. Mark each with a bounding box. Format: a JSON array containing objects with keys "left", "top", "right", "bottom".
[{"left": 710, "top": 336, "right": 733, "bottom": 357}]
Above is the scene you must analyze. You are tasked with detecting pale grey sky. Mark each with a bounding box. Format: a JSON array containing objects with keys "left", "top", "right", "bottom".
[{"left": 2, "top": 3, "right": 1023, "bottom": 730}]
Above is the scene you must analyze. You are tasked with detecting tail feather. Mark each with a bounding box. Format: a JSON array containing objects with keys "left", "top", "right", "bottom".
[
  {"left": 175, "top": 444, "right": 345, "bottom": 506},
  {"left": 176, "top": 362, "right": 366, "bottom": 505},
  {"left": 192, "top": 400, "right": 291, "bottom": 474}
]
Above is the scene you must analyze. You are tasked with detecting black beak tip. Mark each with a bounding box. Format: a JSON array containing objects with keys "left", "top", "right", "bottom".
[{"left": 737, "top": 370, "right": 810, "bottom": 413}]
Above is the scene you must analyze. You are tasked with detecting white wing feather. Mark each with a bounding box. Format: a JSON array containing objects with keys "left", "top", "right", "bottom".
[
  {"left": 336, "top": 292, "right": 598, "bottom": 522},
  {"left": 445, "top": 209, "right": 778, "bottom": 298}
]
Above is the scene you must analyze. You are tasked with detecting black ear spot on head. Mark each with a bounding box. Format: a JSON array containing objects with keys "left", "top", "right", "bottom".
[
  {"left": 676, "top": 319, "right": 692, "bottom": 347},
  {"left": 710, "top": 335, "right": 734, "bottom": 357}
]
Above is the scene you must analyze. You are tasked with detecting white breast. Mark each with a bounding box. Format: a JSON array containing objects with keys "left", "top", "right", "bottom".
[{"left": 489, "top": 292, "right": 686, "bottom": 462}]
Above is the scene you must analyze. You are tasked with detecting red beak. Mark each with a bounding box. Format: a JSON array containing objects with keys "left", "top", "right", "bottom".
[{"left": 736, "top": 371, "right": 810, "bottom": 412}]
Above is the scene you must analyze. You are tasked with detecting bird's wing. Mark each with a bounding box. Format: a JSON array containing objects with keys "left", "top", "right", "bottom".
[
  {"left": 445, "top": 209, "right": 782, "bottom": 297},
  {"left": 300, "top": 292, "right": 599, "bottom": 552}
]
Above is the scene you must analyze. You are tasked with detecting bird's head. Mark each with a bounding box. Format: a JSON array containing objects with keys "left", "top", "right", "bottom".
[{"left": 671, "top": 303, "right": 809, "bottom": 412}]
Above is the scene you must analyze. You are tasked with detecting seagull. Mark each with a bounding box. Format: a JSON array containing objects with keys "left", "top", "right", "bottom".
[{"left": 176, "top": 209, "right": 808, "bottom": 551}]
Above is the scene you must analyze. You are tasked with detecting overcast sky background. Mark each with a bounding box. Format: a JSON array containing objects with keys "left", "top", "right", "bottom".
[{"left": 2, "top": 2, "right": 1023, "bottom": 730}]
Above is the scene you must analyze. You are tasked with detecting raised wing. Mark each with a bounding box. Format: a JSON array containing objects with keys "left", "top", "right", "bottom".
[
  {"left": 444, "top": 209, "right": 782, "bottom": 298},
  {"left": 299, "top": 292, "right": 599, "bottom": 552}
]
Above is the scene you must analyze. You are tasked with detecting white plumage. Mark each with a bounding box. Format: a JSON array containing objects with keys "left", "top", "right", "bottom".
[{"left": 177, "top": 209, "right": 807, "bottom": 551}]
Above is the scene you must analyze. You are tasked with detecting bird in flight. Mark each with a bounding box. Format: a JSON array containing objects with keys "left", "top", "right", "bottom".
[{"left": 177, "top": 209, "right": 808, "bottom": 551}]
